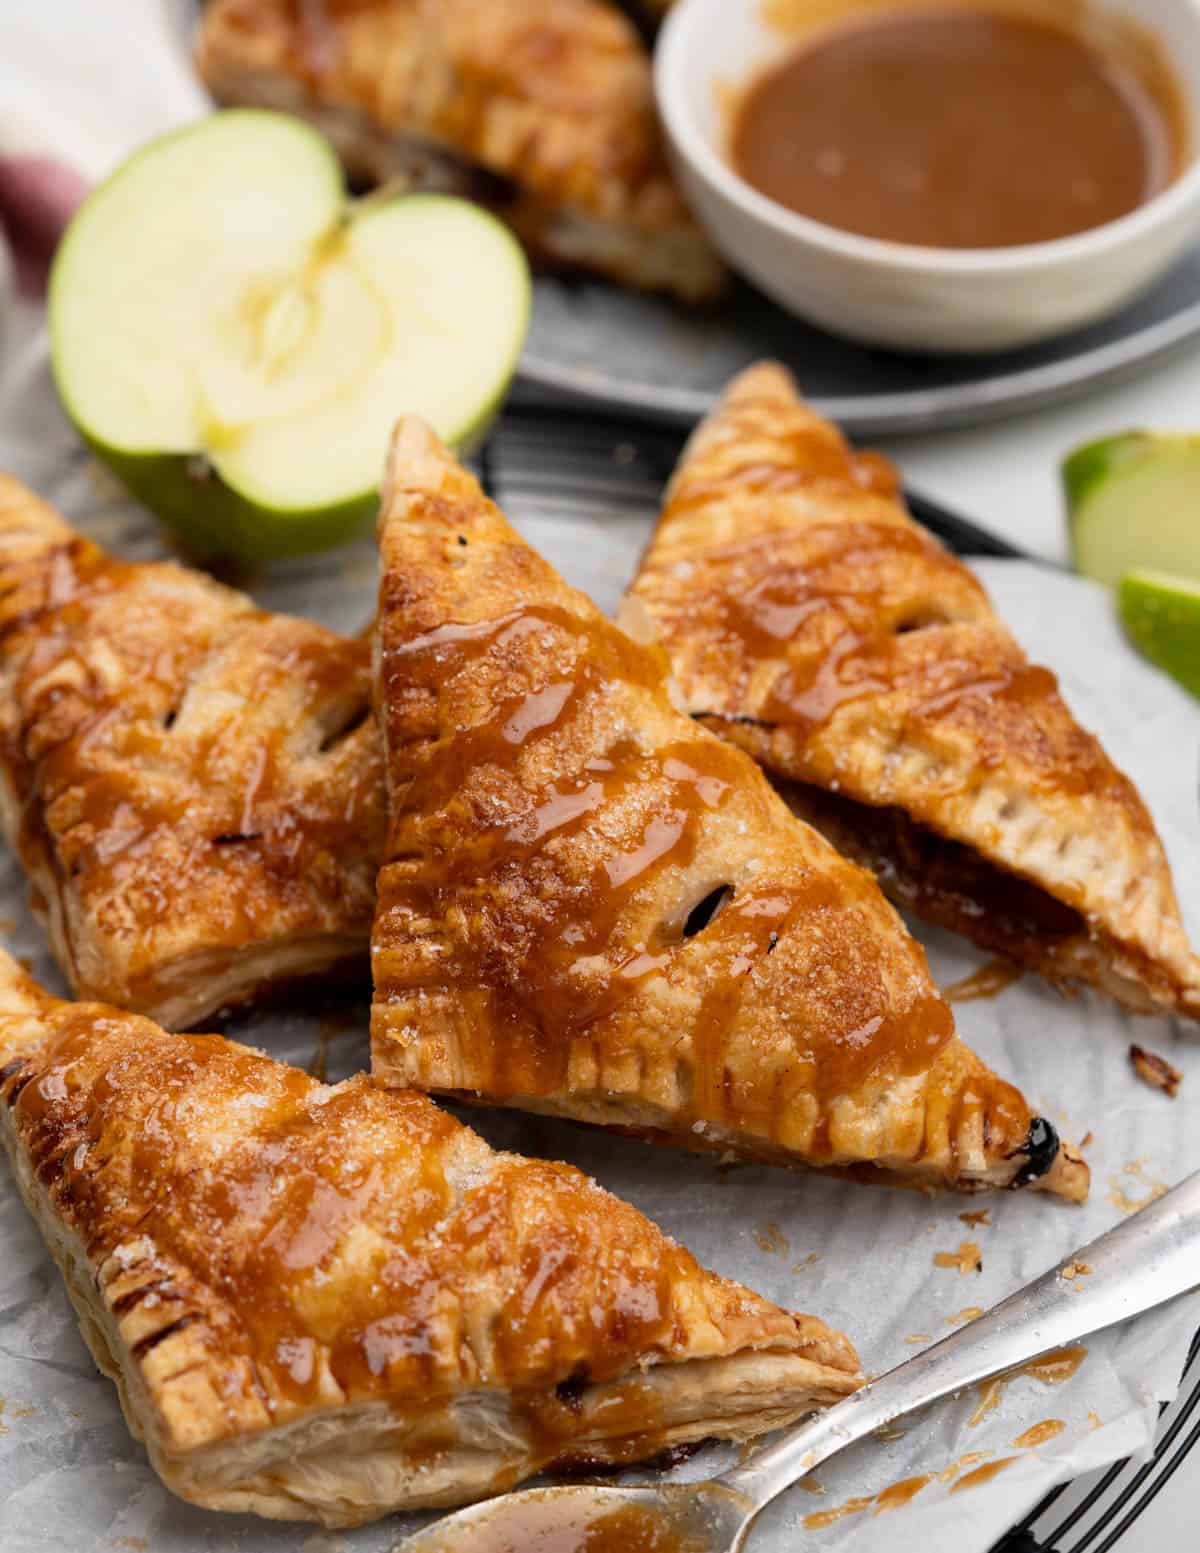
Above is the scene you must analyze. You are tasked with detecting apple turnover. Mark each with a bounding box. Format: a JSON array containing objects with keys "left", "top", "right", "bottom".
[
  {"left": 370, "top": 416, "right": 1088, "bottom": 1200},
  {"left": 627, "top": 363, "right": 1200, "bottom": 1020},
  {"left": 196, "top": 0, "right": 723, "bottom": 302},
  {"left": 0, "top": 477, "right": 385, "bottom": 1029},
  {"left": 0, "top": 949, "right": 859, "bottom": 1524}
]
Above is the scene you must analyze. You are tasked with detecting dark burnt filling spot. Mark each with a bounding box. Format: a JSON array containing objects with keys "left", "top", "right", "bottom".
[
  {"left": 554, "top": 1369, "right": 589, "bottom": 1414},
  {"left": 0, "top": 1056, "right": 28, "bottom": 1088},
  {"left": 212, "top": 832, "right": 264, "bottom": 846},
  {"left": 1009, "top": 1116, "right": 1061, "bottom": 1187},
  {"left": 549, "top": 1438, "right": 708, "bottom": 1480}
]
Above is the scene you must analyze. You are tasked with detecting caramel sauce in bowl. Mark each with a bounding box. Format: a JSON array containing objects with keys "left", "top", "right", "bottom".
[{"left": 655, "top": 0, "right": 1200, "bottom": 350}]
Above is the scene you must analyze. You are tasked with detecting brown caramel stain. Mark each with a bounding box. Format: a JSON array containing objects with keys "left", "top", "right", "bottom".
[
  {"left": 804, "top": 1471, "right": 934, "bottom": 1528},
  {"left": 1108, "top": 1161, "right": 1168, "bottom": 1214},
  {"left": 959, "top": 1209, "right": 991, "bottom": 1229},
  {"left": 947, "top": 1306, "right": 984, "bottom": 1326},
  {"left": 1080, "top": 1132, "right": 1095, "bottom": 1149},
  {"left": 873, "top": 1423, "right": 906, "bottom": 1442},
  {"left": 935, "top": 1239, "right": 982, "bottom": 1275},
  {"left": 754, "top": 1220, "right": 789, "bottom": 1254},
  {"left": 801, "top": 1478, "right": 825, "bottom": 1495},
  {"left": 803, "top": 1494, "right": 877, "bottom": 1531},
  {"left": 875, "top": 1474, "right": 933, "bottom": 1513},
  {"left": 1088, "top": 1409, "right": 1102, "bottom": 1430},
  {"left": 969, "top": 1346, "right": 1088, "bottom": 1426},
  {"left": 939, "top": 1450, "right": 992, "bottom": 1483},
  {"left": 943, "top": 958, "right": 1022, "bottom": 1004},
  {"left": 790, "top": 1251, "right": 821, "bottom": 1273},
  {"left": 0, "top": 915, "right": 16, "bottom": 937},
  {"left": 112, "top": 1541, "right": 149, "bottom": 1553},
  {"left": 904, "top": 1332, "right": 931, "bottom": 1345},
  {"left": 308, "top": 1008, "right": 359, "bottom": 1083},
  {"left": 952, "top": 1457, "right": 1017, "bottom": 1494},
  {"left": 1061, "top": 1261, "right": 1093, "bottom": 1284},
  {"left": 1012, "top": 1419, "right": 1066, "bottom": 1448}
]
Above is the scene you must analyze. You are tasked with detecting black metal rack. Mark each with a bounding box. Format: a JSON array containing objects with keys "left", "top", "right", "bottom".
[{"left": 485, "top": 396, "right": 1200, "bottom": 1553}]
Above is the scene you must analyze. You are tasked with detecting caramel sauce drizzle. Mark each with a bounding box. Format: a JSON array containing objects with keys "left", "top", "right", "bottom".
[
  {"left": 0, "top": 530, "right": 384, "bottom": 981},
  {"left": 651, "top": 399, "right": 1130, "bottom": 814},
  {"left": 3, "top": 1010, "right": 700, "bottom": 1437},
  {"left": 381, "top": 595, "right": 954, "bottom": 1120}
]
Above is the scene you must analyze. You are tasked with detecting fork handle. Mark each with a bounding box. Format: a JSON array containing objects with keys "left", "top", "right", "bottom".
[{"left": 721, "top": 1170, "right": 1200, "bottom": 1511}]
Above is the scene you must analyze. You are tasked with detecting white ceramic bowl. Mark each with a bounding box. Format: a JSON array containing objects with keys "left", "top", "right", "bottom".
[{"left": 656, "top": 0, "right": 1200, "bottom": 352}]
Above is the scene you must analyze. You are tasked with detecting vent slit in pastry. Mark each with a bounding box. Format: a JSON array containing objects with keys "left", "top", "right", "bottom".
[
  {"left": 628, "top": 363, "right": 1200, "bottom": 1021},
  {"left": 0, "top": 950, "right": 859, "bottom": 1526},
  {"left": 370, "top": 416, "right": 1088, "bottom": 1201},
  {"left": 0, "top": 476, "right": 386, "bottom": 1029}
]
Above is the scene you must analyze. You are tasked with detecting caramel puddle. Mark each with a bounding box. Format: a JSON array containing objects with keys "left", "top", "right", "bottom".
[
  {"left": 969, "top": 1346, "right": 1088, "bottom": 1427},
  {"left": 952, "top": 1457, "right": 1017, "bottom": 1493},
  {"left": 1012, "top": 1419, "right": 1066, "bottom": 1448},
  {"left": 934, "top": 1239, "right": 982, "bottom": 1275},
  {"left": 943, "top": 958, "right": 1022, "bottom": 1004}
]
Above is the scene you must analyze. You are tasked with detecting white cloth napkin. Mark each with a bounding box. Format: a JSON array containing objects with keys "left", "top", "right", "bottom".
[{"left": 0, "top": 0, "right": 206, "bottom": 299}]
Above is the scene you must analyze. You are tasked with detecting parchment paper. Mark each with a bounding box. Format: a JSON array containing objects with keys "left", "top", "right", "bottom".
[{"left": 1, "top": 317, "right": 1199, "bottom": 1553}]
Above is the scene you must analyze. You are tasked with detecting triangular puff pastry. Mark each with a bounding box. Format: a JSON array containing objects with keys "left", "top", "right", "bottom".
[
  {"left": 628, "top": 364, "right": 1200, "bottom": 1020},
  {"left": 196, "top": 0, "right": 723, "bottom": 302},
  {"left": 0, "top": 951, "right": 858, "bottom": 1526},
  {"left": 0, "top": 477, "right": 385, "bottom": 1029},
  {"left": 371, "top": 418, "right": 1087, "bottom": 1200}
]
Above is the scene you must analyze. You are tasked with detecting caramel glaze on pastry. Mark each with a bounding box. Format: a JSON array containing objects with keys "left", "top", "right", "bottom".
[
  {"left": 0, "top": 949, "right": 859, "bottom": 1526},
  {"left": 0, "top": 477, "right": 386, "bottom": 1030},
  {"left": 195, "top": 0, "right": 724, "bottom": 302},
  {"left": 628, "top": 363, "right": 1200, "bottom": 1021},
  {"left": 370, "top": 416, "right": 1088, "bottom": 1201}
]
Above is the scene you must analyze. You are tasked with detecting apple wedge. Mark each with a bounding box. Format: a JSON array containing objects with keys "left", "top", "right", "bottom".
[{"left": 50, "top": 110, "right": 530, "bottom": 563}]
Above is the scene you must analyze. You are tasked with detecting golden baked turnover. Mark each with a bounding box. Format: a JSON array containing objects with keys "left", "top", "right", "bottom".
[
  {"left": 196, "top": 0, "right": 723, "bottom": 302},
  {"left": 627, "top": 364, "right": 1200, "bottom": 1021},
  {"left": 0, "top": 949, "right": 860, "bottom": 1525},
  {"left": 370, "top": 416, "right": 1088, "bottom": 1200},
  {"left": 0, "top": 477, "right": 385, "bottom": 1028}
]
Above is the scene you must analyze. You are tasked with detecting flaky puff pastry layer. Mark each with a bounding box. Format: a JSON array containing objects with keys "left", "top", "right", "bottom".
[
  {"left": 370, "top": 417, "right": 1087, "bottom": 1201},
  {"left": 0, "top": 949, "right": 859, "bottom": 1526},
  {"left": 195, "top": 0, "right": 723, "bottom": 302},
  {"left": 627, "top": 363, "right": 1200, "bottom": 1021},
  {"left": 0, "top": 477, "right": 386, "bottom": 1030}
]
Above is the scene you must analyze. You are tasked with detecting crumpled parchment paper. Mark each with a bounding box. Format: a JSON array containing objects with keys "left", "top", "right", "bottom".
[{"left": 0, "top": 315, "right": 1198, "bottom": 1553}]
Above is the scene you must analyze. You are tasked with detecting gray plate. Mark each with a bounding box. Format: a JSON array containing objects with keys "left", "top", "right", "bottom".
[{"left": 520, "top": 248, "right": 1200, "bottom": 435}]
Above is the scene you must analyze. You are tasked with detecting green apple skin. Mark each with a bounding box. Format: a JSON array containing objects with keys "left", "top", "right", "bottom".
[
  {"left": 1064, "top": 430, "right": 1200, "bottom": 589},
  {"left": 1118, "top": 569, "right": 1200, "bottom": 702},
  {"left": 49, "top": 112, "right": 530, "bottom": 568},
  {"left": 72, "top": 364, "right": 515, "bottom": 567}
]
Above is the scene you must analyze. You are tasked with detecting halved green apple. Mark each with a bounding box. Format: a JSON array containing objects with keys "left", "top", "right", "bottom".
[{"left": 50, "top": 110, "right": 530, "bottom": 564}]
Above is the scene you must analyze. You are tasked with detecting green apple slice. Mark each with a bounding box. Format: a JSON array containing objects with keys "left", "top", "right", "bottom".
[
  {"left": 1064, "top": 431, "right": 1200, "bottom": 589},
  {"left": 50, "top": 110, "right": 530, "bottom": 564},
  {"left": 1118, "top": 569, "right": 1200, "bottom": 701}
]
